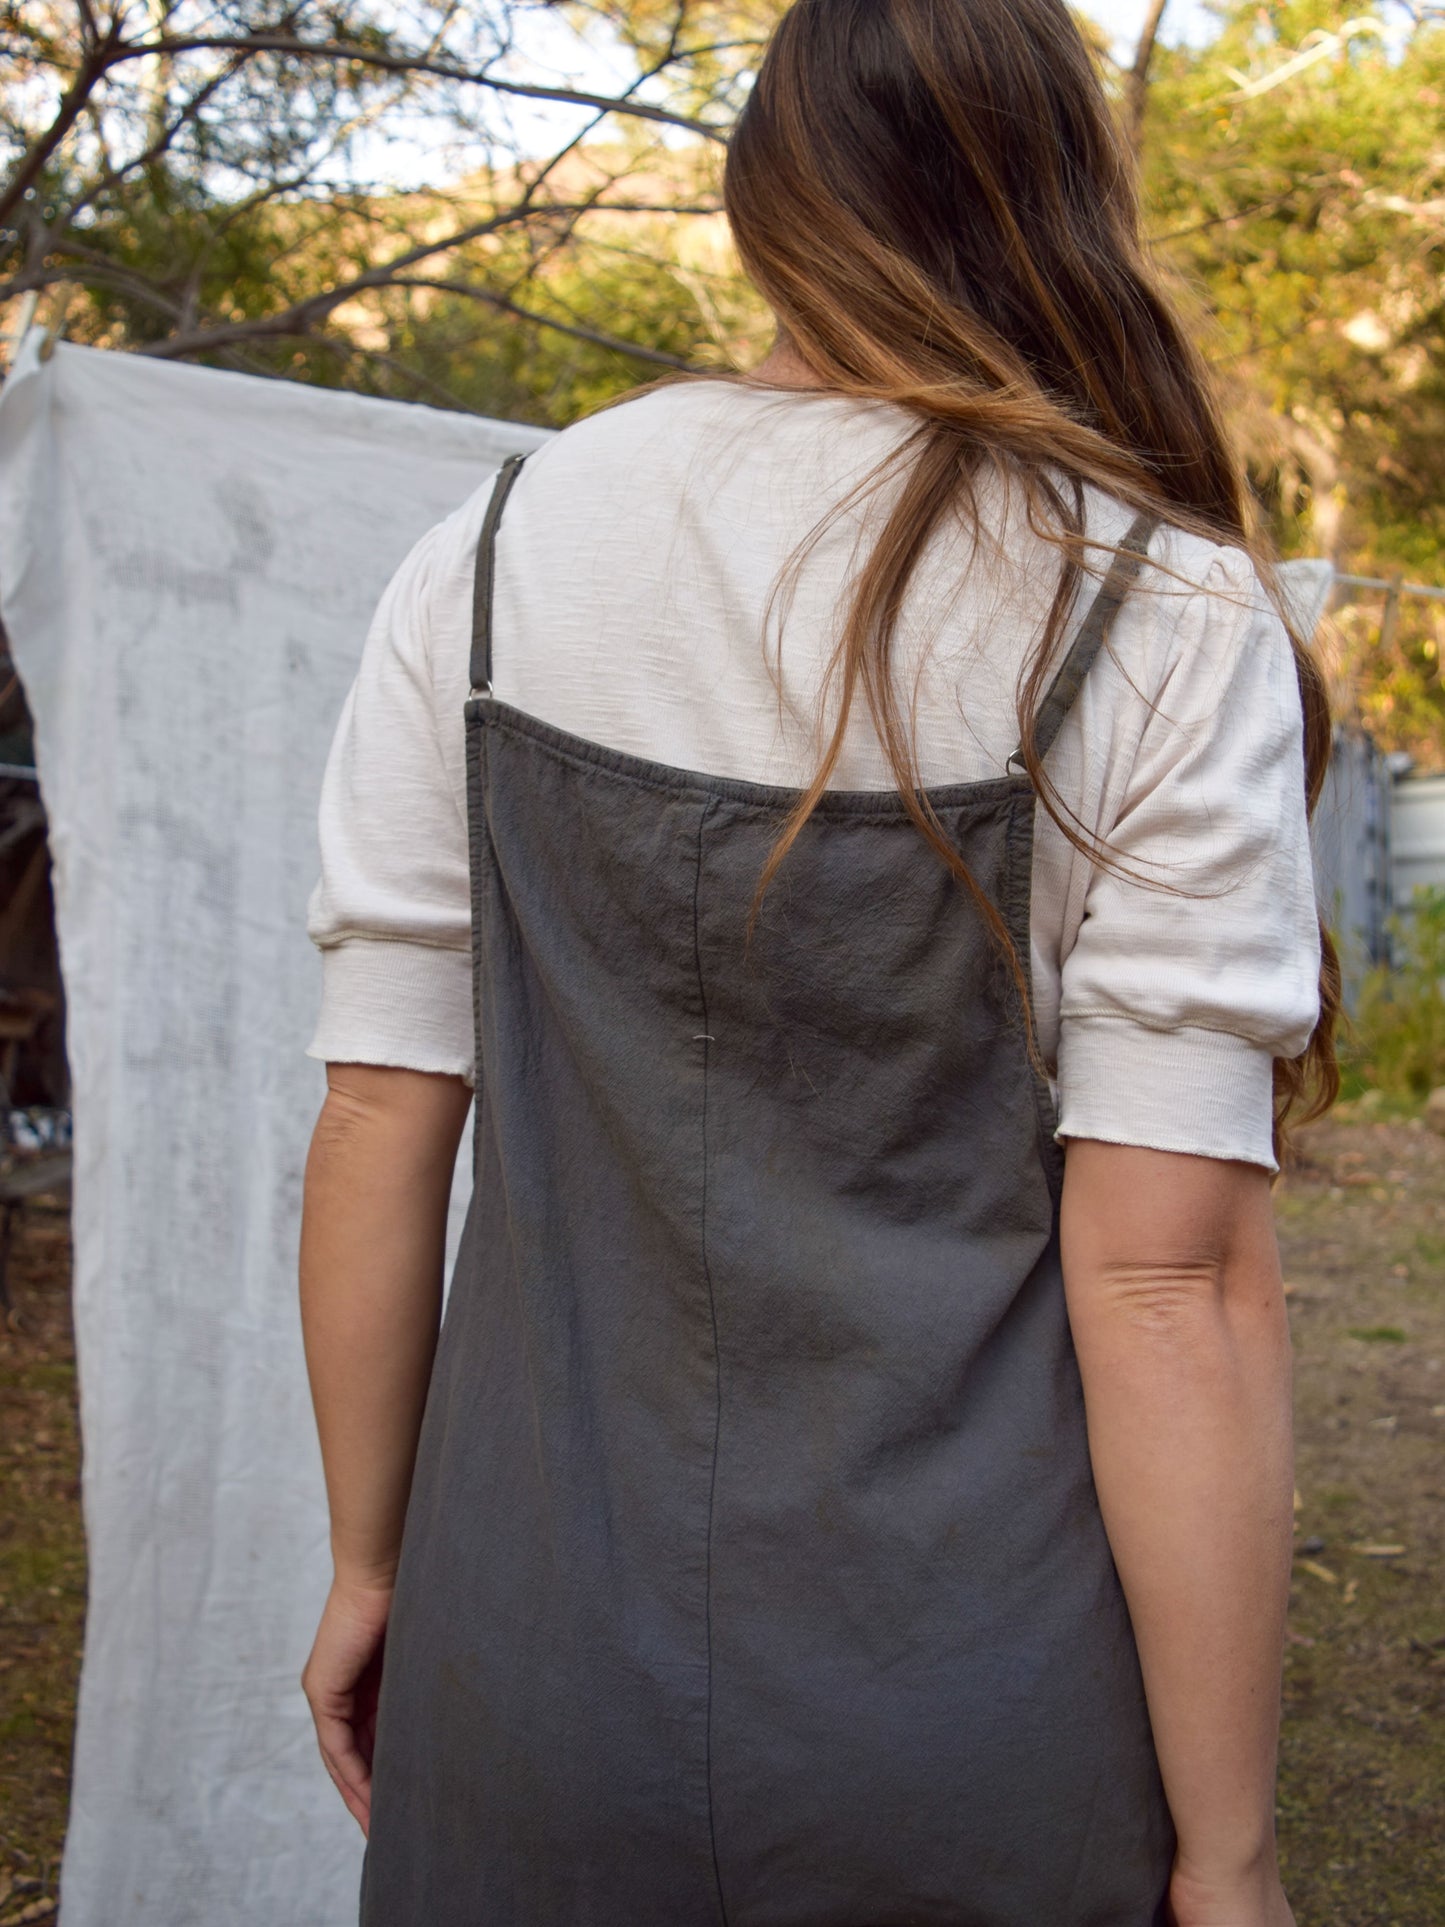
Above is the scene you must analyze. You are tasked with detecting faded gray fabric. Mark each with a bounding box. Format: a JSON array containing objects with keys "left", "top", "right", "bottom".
[{"left": 359, "top": 474, "right": 1174, "bottom": 1925}]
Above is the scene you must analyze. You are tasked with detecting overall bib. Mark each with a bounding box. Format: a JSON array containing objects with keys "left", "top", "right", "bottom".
[{"left": 360, "top": 458, "right": 1174, "bottom": 1925}]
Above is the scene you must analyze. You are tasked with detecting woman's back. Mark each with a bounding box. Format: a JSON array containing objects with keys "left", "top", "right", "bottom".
[
  {"left": 353, "top": 449, "right": 1174, "bottom": 1924},
  {"left": 310, "top": 378, "right": 1317, "bottom": 1170}
]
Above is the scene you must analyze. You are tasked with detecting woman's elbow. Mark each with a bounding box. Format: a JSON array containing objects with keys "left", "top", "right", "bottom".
[{"left": 1060, "top": 1140, "right": 1289, "bottom": 1351}]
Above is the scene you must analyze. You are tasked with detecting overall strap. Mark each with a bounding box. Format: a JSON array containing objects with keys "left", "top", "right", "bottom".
[
  {"left": 470, "top": 452, "right": 529, "bottom": 698},
  {"left": 1012, "top": 510, "right": 1159, "bottom": 769}
]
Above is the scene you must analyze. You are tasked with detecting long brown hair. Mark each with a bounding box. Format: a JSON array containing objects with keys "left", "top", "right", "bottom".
[{"left": 722, "top": 0, "right": 1338, "bottom": 1159}]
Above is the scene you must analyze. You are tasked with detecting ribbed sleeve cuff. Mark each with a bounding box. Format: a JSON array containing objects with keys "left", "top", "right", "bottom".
[
  {"left": 306, "top": 937, "right": 476, "bottom": 1084},
  {"left": 1055, "top": 1015, "right": 1278, "bottom": 1172}
]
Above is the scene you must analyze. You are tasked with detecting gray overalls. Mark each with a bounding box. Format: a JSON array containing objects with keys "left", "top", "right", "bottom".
[{"left": 360, "top": 455, "right": 1173, "bottom": 1925}]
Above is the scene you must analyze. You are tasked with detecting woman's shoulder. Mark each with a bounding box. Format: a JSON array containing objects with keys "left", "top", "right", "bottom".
[
  {"left": 1078, "top": 486, "right": 1259, "bottom": 599},
  {"left": 524, "top": 376, "right": 910, "bottom": 500},
  {"left": 1077, "top": 487, "right": 1284, "bottom": 690},
  {"left": 421, "top": 381, "right": 753, "bottom": 558},
  {"left": 1031, "top": 489, "right": 1306, "bottom": 794},
  {"left": 524, "top": 377, "right": 772, "bottom": 479}
]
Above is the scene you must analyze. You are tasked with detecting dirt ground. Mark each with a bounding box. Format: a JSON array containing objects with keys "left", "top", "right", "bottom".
[
  {"left": 0, "top": 1197, "right": 82, "bottom": 1927},
  {"left": 0, "top": 1115, "right": 1442, "bottom": 1925},
  {"left": 1273, "top": 1112, "right": 1445, "bottom": 1926}
]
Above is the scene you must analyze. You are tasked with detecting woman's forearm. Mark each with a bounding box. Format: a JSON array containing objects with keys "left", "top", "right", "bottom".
[
  {"left": 1061, "top": 1143, "right": 1295, "bottom": 1884},
  {"left": 299, "top": 1064, "right": 472, "bottom": 1586}
]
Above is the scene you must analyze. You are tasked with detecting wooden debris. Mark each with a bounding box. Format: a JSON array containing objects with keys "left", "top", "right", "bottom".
[
  {"left": 1298, "top": 1558, "right": 1339, "bottom": 1585},
  {"left": 0, "top": 1902, "right": 56, "bottom": 1926}
]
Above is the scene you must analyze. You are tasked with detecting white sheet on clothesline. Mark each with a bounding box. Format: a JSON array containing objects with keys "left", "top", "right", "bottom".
[{"left": 0, "top": 340, "right": 548, "bottom": 1927}]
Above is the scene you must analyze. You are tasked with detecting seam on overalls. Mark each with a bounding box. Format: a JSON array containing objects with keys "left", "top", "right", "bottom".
[
  {"left": 1005, "top": 790, "right": 1066, "bottom": 1208},
  {"left": 691, "top": 795, "right": 730, "bottom": 1926},
  {"left": 481, "top": 701, "right": 1026, "bottom": 816}
]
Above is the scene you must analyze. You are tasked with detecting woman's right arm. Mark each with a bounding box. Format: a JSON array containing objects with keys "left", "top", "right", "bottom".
[
  {"left": 299, "top": 1062, "right": 472, "bottom": 1833},
  {"left": 299, "top": 494, "right": 491, "bottom": 1828},
  {"left": 1060, "top": 1139, "right": 1296, "bottom": 1927}
]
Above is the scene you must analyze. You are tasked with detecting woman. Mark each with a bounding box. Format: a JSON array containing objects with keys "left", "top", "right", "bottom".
[{"left": 299, "top": 0, "right": 1335, "bottom": 1920}]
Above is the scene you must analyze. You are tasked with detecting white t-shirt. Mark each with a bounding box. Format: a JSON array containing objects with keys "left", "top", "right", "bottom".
[{"left": 306, "top": 379, "right": 1320, "bottom": 1170}]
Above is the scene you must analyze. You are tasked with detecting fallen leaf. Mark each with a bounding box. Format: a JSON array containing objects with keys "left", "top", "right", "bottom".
[
  {"left": 1298, "top": 1559, "right": 1339, "bottom": 1585},
  {"left": 1293, "top": 1488, "right": 1303, "bottom": 1514},
  {"left": 1343, "top": 1578, "right": 1360, "bottom": 1605},
  {"left": 1348, "top": 1543, "right": 1406, "bottom": 1558}
]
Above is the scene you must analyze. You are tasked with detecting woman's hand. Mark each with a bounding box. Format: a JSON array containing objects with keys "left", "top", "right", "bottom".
[
  {"left": 301, "top": 1574, "right": 394, "bottom": 1836},
  {"left": 1167, "top": 1855, "right": 1296, "bottom": 1927}
]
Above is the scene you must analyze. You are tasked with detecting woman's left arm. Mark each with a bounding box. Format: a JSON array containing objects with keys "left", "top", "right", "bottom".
[
  {"left": 299, "top": 1061, "right": 472, "bottom": 1833},
  {"left": 1060, "top": 1141, "right": 1296, "bottom": 1925}
]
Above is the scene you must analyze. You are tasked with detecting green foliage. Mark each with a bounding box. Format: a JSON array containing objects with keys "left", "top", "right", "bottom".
[
  {"left": 1142, "top": 1, "right": 1445, "bottom": 757},
  {"left": 1350, "top": 887, "right": 1445, "bottom": 1100},
  {"left": 0, "top": 0, "right": 739, "bottom": 411},
  {"left": 391, "top": 161, "right": 742, "bottom": 419}
]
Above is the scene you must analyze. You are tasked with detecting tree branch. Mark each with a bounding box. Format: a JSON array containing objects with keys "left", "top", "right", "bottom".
[
  {"left": 1126, "top": 0, "right": 1168, "bottom": 151},
  {"left": 73, "top": 0, "right": 101, "bottom": 53},
  {"left": 60, "top": 52, "right": 251, "bottom": 232},
  {"left": 0, "top": 194, "right": 718, "bottom": 311},
  {"left": 302, "top": 331, "right": 499, "bottom": 413},
  {"left": 1147, "top": 172, "right": 1336, "bottom": 242},
  {"left": 0, "top": 35, "right": 117, "bottom": 230},
  {"left": 387, "top": 275, "right": 698, "bottom": 369},
  {"left": 130, "top": 271, "right": 697, "bottom": 374},
  {"left": 138, "top": 31, "right": 731, "bottom": 141},
  {"left": 124, "top": 196, "right": 717, "bottom": 359}
]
